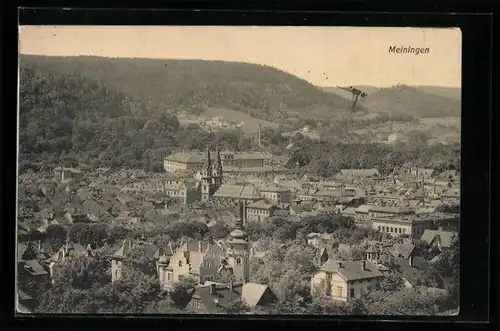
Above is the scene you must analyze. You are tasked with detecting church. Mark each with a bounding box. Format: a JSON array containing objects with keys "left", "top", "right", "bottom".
[{"left": 199, "top": 146, "right": 224, "bottom": 202}]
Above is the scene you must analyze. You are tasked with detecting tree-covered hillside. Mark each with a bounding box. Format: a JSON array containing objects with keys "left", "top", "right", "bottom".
[
  {"left": 19, "top": 61, "right": 460, "bottom": 175},
  {"left": 19, "top": 64, "right": 197, "bottom": 172},
  {"left": 20, "top": 55, "right": 355, "bottom": 124}
]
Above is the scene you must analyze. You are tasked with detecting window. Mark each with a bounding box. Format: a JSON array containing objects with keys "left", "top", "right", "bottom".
[
  {"left": 350, "top": 288, "right": 355, "bottom": 298},
  {"left": 167, "top": 273, "right": 172, "bottom": 281},
  {"left": 335, "top": 286, "right": 342, "bottom": 297},
  {"left": 378, "top": 226, "right": 381, "bottom": 231},
  {"left": 403, "top": 229, "right": 406, "bottom": 234},
  {"left": 236, "top": 257, "right": 242, "bottom": 265},
  {"left": 399, "top": 228, "right": 402, "bottom": 234},
  {"left": 178, "top": 260, "right": 183, "bottom": 267}
]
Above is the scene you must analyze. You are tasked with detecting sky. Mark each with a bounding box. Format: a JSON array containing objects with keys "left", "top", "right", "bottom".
[{"left": 19, "top": 26, "right": 462, "bottom": 88}]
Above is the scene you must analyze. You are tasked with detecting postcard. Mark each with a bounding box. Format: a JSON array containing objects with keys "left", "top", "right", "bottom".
[{"left": 17, "top": 25, "right": 461, "bottom": 316}]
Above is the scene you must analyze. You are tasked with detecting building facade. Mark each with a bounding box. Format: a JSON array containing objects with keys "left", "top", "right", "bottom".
[
  {"left": 372, "top": 216, "right": 434, "bottom": 239},
  {"left": 310, "top": 259, "right": 384, "bottom": 301},
  {"left": 163, "top": 152, "right": 205, "bottom": 173},
  {"left": 260, "top": 184, "right": 293, "bottom": 204}
]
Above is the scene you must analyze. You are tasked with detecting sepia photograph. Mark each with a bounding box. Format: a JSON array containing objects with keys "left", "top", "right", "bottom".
[{"left": 16, "top": 25, "right": 461, "bottom": 316}]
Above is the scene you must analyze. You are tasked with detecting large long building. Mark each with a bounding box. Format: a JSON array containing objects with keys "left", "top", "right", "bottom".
[
  {"left": 164, "top": 150, "right": 282, "bottom": 176},
  {"left": 163, "top": 152, "right": 206, "bottom": 173}
]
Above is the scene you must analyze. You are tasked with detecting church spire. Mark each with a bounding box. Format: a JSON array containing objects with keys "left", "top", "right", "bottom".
[
  {"left": 204, "top": 147, "right": 212, "bottom": 174},
  {"left": 215, "top": 146, "right": 223, "bottom": 176}
]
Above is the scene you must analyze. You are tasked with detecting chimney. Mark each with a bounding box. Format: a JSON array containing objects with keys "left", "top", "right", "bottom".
[
  {"left": 209, "top": 283, "right": 216, "bottom": 295},
  {"left": 37, "top": 240, "right": 41, "bottom": 251},
  {"left": 229, "top": 280, "right": 233, "bottom": 291},
  {"left": 198, "top": 241, "right": 203, "bottom": 252},
  {"left": 361, "top": 260, "right": 366, "bottom": 271},
  {"left": 409, "top": 255, "right": 414, "bottom": 267}
]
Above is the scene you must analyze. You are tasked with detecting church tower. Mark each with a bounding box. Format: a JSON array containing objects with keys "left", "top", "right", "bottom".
[
  {"left": 201, "top": 148, "right": 213, "bottom": 202},
  {"left": 212, "top": 146, "right": 223, "bottom": 187},
  {"left": 227, "top": 201, "right": 250, "bottom": 282}
]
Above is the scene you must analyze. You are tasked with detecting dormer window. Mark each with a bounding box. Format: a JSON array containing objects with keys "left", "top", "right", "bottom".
[
  {"left": 178, "top": 260, "right": 183, "bottom": 267},
  {"left": 236, "top": 257, "right": 242, "bottom": 265}
]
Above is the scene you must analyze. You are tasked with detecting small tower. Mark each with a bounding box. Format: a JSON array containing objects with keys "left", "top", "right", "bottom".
[
  {"left": 201, "top": 148, "right": 213, "bottom": 202},
  {"left": 111, "top": 239, "right": 133, "bottom": 282},
  {"left": 227, "top": 201, "right": 250, "bottom": 282},
  {"left": 366, "top": 244, "right": 380, "bottom": 264}
]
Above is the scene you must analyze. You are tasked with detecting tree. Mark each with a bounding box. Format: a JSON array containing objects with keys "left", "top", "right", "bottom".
[
  {"left": 208, "top": 223, "right": 230, "bottom": 239},
  {"left": 378, "top": 269, "right": 404, "bottom": 292},
  {"left": 307, "top": 294, "right": 350, "bottom": 315},
  {"left": 51, "top": 254, "right": 110, "bottom": 290},
  {"left": 68, "top": 223, "right": 108, "bottom": 247},
  {"left": 107, "top": 226, "right": 132, "bottom": 245},
  {"left": 221, "top": 300, "right": 251, "bottom": 314},
  {"left": 169, "top": 276, "right": 197, "bottom": 309},
  {"left": 364, "top": 289, "right": 441, "bottom": 315},
  {"left": 124, "top": 244, "right": 158, "bottom": 277}
]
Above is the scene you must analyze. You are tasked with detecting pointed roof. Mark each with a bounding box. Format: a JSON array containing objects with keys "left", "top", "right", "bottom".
[
  {"left": 112, "top": 239, "right": 133, "bottom": 259},
  {"left": 215, "top": 146, "right": 223, "bottom": 169},
  {"left": 204, "top": 148, "right": 212, "bottom": 172},
  {"left": 320, "top": 259, "right": 383, "bottom": 281}
]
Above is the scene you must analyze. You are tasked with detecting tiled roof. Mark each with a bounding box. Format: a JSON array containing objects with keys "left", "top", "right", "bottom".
[
  {"left": 185, "top": 240, "right": 213, "bottom": 253},
  {"left": 320, "top": 259, "right": 383, "bottom": 281},
  {"left": 341, "top": 169, "right": 380, "bottom": 177},
  {"left": 440, "top": 189, "right": 460, "bottom": 198},
  {"left": 421, "top": 230, "right": 457, "bottom": 248},
  {"left": 260, "top": 184, "right": 290, "bottom": 192},
  {"left": 214, "top": 184, "right": 260, "bottom": 199},
  {"left": 193, "top": 282, "right": 243, "bottom": 313},
  {"left": 369, "top": 206, "right": 414, "bottom": 214},
  {"left": 241, "top": 283, "right": 275, "bottom": 307},
  {"left": 341, "top": 207, "right": 357, "bottom": 215},
  {"left": 23, "top": 259, "right": 48, "bottom": 276},
  {"left": 112, "top": 239, "right": 134, "bottom": 259},
  {"left": 394, "top": 257, "right": 430, "bottom": 286},
  {"left": 47, "top": 243, "right": 89, "bottom": 262},
  {"left": 233, "top": 152, "right": 266, "bottom": 160},
  {"left": 193, "top": 281, "right": 274, "bottom": 313},
  {"left": 247, "top": 200, "right": 275, "bottom": 210},
  {"left": 390, "top": 243, "right": 416, "bottom": 259},
  {"left": 165, "top": 152, "right": 205, "bottom": 163}
]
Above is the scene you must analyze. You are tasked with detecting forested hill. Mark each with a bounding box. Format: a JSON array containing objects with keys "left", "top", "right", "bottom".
[
  {"left": 20, "top": 55, "right": 354, "bottom": 123},
  {"left": 19, "top": 64, "right": 184, "bottom": 172},
  {"left": 19, "top": 59, "right": 460, "bottom": 175},
  {"left": 363, "top": 84, "right": 461, "bottom": 118}
]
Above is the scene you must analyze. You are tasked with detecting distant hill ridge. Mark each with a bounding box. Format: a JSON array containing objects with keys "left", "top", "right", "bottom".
[
  {"left": 322, "top": 84, "right": 460, "bottom": 118},
  {"left": 20, "top": 55, "right": 355, "bottom": 124},
  {"left": 364, "top": 84, "right": 461, "bottom": 118}
]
